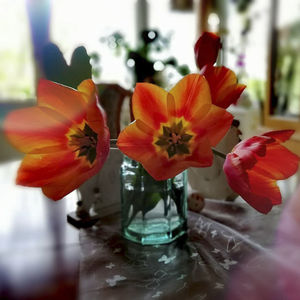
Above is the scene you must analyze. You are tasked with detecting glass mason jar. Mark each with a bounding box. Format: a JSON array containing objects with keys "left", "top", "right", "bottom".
[{"left": 120, "top": 156, "right": 187, "bottom": 245}]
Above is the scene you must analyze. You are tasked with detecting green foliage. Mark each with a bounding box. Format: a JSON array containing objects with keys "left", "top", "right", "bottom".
[
  {"left": 122, "top": 162, "right": 185, "bottom": 227},
  {"left": 99, "top": 30, "right": 190, "bottom": 87},
  {"left": 247, "top": 78, "right": 266, "bottom": 104},
  {"left": 232, "top": 0, "right": 253, "bottom": 13}
]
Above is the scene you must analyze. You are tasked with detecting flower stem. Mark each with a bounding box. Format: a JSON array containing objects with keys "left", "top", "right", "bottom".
[{"left": 212, "top": 148, "right": 227, "bottom": 159}]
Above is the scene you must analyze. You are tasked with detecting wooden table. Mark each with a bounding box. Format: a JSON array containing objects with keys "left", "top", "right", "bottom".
[{"left": 1, "top": 160, "right": 299, "bottom": 300}]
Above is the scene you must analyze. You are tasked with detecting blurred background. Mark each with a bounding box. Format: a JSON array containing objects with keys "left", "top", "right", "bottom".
[
  {"left": 0, "top": 0, "right": 300, "bottom": 163},
  {"left": 0, "top": 1, "right": 300, "bottom": 299}
]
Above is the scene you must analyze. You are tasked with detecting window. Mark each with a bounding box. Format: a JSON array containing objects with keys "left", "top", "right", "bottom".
[
  {"left": 0, "top": 0, "right": 35, "bottom": 101},
  {"left": 51, "top": 0, "right": 136, "bottom": 88}
]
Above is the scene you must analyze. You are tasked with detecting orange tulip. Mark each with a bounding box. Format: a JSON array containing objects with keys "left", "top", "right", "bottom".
[
  {"left": 194, "top": 32, "right": 246, "bottom": 109},
  {"left": 4, "top": 79, "right": 110, "bottom": 200},
  {"left": 117, "top": 74, "right": 233, "bottom": 180},
  {"left": 201, "top": 65, "right": 246, "bottom": 109},
  {"left": 223, "top": 130, "right": 300, "bottom": 214}
]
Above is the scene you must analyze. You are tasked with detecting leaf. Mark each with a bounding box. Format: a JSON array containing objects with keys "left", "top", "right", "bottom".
[
  {"left": 123, "top": 163, "right": 165, "bottom": 226},
  {"left": 141, "top": 192, "right": 161, "bottom": 217}
]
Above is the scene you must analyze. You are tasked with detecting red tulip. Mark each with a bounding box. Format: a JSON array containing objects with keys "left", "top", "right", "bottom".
[
  {"left": 223, "top": 130, "right": 300, "bottom": 213},
  {"left": 4, "top": 79, "right": 110, "bottom": 200},
  {"left": 194, "top": 31, "right": 221, "bottom": 70},
  {"left": 117, "top": 74, "right": 233, "bottom": 180}
]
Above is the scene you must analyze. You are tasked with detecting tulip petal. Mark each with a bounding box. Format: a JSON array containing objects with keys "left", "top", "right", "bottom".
[
  {"left": 86, "top": 94, "right": 108, "bottom": 135},
  {"left": 142, "top": 144, "right": 212, "bottom": 181},
  {"left": 248, "top": 169, "right": 282, "bottom": 206},
  {"left": 202, "top": 65, "right": 246, "bottom": 108},
  {"left": 192, "top": 104, "right": 233, "bottom": 146},
  {"left": 148, "top": 136, "right": 213, "bottom": 180},
  {"left": 78, "top": 80, "right": 111, "bottom": 161},
  {"left": 118, "top": 74, "right": 235, "bottom": 180},
  {"left": 170, "top": 74, "right": 211, "bottom": 121},
  {"left": 224, "top": 130, "right": 299, "bottom": 214},
  {"left": 119, "top": 123, "right": 214, "bottom": 180},
  {"left": 117, "top": 121, "right": 155, "bottom": 162},
  {"left": 194, "top": 32, "right": 221, "bottom": 69},
  {"left": 142, "top": 156, "right": 189, "bottom": 181},
  {"left": 264, "top": 130, "right": 295, "bottom": 142},
  {"left": 224, "top": 153, "right": 251, "bottom": 194},
  {"left": 77, "top": 79, "right": 109, "bottom": 136},
  {"left": 95, "top": 126, "right": 110, "bottom": 169},
  {"left": 4, "top": 79, "right": 110, "bottom": 200},
  {"left": 37, "top": 79, "right": 87, "bottom": 123},
  {"left": 237, "top": 136, "right": 270, "bottom": 156},
  {"left": 42, "top": 127, "right": 110, "bottom": 200},
  {"left": 41, "top": 163, "right": 98, "bottom": 200},
  {"left": 117, "top": 123, "right": 178, "bottom": 180},
  {"left": 132, "top": 83, "right": 168, "bottom": 129},
  {"left": 41, "top": 142, "right": 110, "bottom": 200},
  {"left": 253, "top": 144, "right": 300, "bottom": 180},
  {"left": 167, "top": 93, "right": 176, "bottom": 118},
  {"left": 16, "top": 151, "right": 80, "bottom": 187},
  {"left": 42, "top": 174, "right": 84, "bottom": 200},
  {"left": 77, "top": 79, "right": 107, "bottom": 131},
  {"left": 77, "top": 79, "right": 97, "bottom": 103},
  {"left": 242, "top": 190, "right": 277, "bottom": 214},
  {"left": 169, "top": 74, "right": 211, "bottom": 121},
  {"left": 4, "top": 106, "right": 70, "bottom": 154},
  {"left": 224, "top": 153, "right": 276, "bottom": 214},
  {"left": 18, "top": 133, "right": 109, "bottom": 201},
  {"left": 187, "top": 137, "right": 213, "bottom": 167}
]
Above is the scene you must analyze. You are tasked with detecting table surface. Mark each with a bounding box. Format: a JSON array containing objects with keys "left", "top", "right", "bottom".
[{"left": 0, "top": 160, "right": 299, "bottom": 300}]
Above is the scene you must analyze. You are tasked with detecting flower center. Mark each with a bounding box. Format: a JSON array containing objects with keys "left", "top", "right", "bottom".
[
  {"left": 69, "top": 123, "right": 98, "bottom": 164},
  {"left": 155, "top": 120, "right": 193, "bottom": 158}
]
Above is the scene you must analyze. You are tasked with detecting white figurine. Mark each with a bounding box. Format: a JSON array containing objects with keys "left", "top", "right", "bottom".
[
  {"left": 76, "top": 146, "right": 123, "bottom": 219},
  {"left": 188, "top": 121, "right": 241, "bottom": 201}
]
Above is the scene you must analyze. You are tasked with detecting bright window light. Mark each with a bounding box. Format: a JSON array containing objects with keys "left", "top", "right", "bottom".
[{"left": 0, "top": 0, "right": 35, "bottom": 101}]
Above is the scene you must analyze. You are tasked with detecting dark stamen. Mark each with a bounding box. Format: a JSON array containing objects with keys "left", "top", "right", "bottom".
[
  {"left": 155, "top": 120, "right": 193, "bottom": 159},
  {"left": 69, "top": 123, "right": 98, "bottom": 164}
]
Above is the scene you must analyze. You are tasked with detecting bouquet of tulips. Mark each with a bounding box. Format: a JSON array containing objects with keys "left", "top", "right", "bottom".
[{"left": 4, "top": 32, "right": 299, "bottom": 214}]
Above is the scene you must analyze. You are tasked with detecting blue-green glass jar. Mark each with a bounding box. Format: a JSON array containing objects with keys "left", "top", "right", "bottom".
[{"left": 120, "top": 156, "right": 187, "bottom": 245}]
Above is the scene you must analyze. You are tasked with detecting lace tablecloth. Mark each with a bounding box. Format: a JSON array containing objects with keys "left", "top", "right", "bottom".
[{"left": 78, "top": 196, "right": 293, "bottom": 300}]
